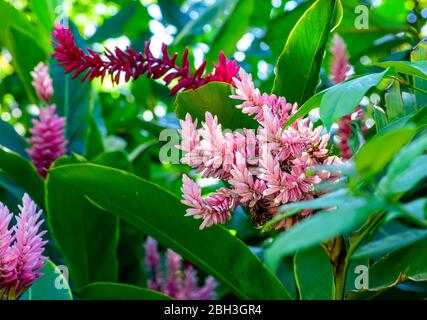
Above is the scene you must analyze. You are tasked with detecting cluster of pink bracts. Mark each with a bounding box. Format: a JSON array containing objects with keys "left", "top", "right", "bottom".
[
  {"left": 28, "top": 63, "right": 68, "bottom": 178},
  {"left": 0, "top": 195, "right": 47, "bottom": 300},
  {"left": 180, "top": 69, "right": 341, "bottom": 230},
  {"left": 52, "top": 24, "right": 239, "bottom": 94},
  {"left": 329, "top": 34, "right": 364, "bottom": 160},
  {"left": 144, "top": 237, "right": 217, "bottom": 300}
]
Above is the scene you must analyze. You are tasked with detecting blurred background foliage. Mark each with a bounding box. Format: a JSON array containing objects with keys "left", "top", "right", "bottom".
[{"left": 0, "top": 0, "right": 426, "bottom": 199}]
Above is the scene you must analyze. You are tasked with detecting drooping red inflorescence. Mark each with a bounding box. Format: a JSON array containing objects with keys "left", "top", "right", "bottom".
[{"left": 52, "top": 24, "right": 238, "bottom": 94}]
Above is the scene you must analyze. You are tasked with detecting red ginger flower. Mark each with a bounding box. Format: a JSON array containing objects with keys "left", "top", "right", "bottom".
[
  {"left": 27, "top": 105, "right": 67, "bottom": 178},
  {"left": 52, "top": 24, "right": 238, "bottom": 94}
]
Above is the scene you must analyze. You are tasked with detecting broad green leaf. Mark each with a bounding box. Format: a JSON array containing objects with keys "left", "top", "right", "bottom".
[
  {"left": 369, "top": 238, "right": 427, "bottom": 290},
  {"left": 89, "top": 2, "right": 148, "bottom": 42},
  {"left": 21, "top": 260, "right": 73, "bottom": 300},
  {"left": 46, "top": 157, "right": 119, "bottom": 289},
  {"left": 377, "top": 133, "right": 427, "bottom": 195},
  {"left": 0, "top": 119, "right": 28, "bottom": 158},
  {"left": 373, "top": 105, "right": 388, "bottom": 131},
  {"left": 355, "top": 127, "right": 416, "bottom": 177},
  {"left": 174, "top": 82, "right": 258, "bottom": 130},
  {"left": 285, "top": 90, "right": 324, "bottom": 127},
  {"left": 384, "top": 80, "right": 405, "bottom": 122},
  {"left": 384, "top": 199, "right": 427, "bottom": 228},
  {"left": 6, "top": 26, "right": 47, "bottom": 102},
  {"left": 378, "top": 106, "right": 427, "bottom": 135},
  {"left": 0, "top": 146, "right": 44, "bottom": 207},
  {"left": 375, "top": 61, "right": 427, "bottom": 80},
  {"left": 85, "top": 92, "right": 106, "bottom": 159},
  {"left": 79, "top": 282, "right": 171, "bottom": 300},
  {"left": 92, "top": 151, "right": 146, "bottom": 286},
  {"left": 387, "top": 155, "right": 427, "bottom": 194},
  {"left": 263, "top": 1, "right": 314, "bottom": 57},
  {"left": 275, "top": 257, "right": 298, "bottom": 299},
  {"left": 272, "top": 0, "right": 343, "bottom": 105},
  {"left": 319, "top": 69, "right": 389, "bottom": 129},
  {"left": 205, "top": 0, "right": 255, "bottom": 63},
  {"left": 48, "top": 164, "right": 291, "bottom": 299},
  {"left": 294, "top": 246, "right": 334, "bottom": 300},
  {"left": 265, "top": 197, "right": 384, "bottom": 272},
  {"left": 411, "top": 40, "right": 427, "bottom": 109},
  {"left": 158, "top": 0, "right": 189, "bottom": 30},
  {"left": 353, "top": 229, "right": 427, "bottom": 260},
  {"left": 174, "top": 0, "right": 224, "bottom": 45},
  {"left": 31, "top": 0, "right": 57, "bottom": 35},
  {"left": 264, "top": 189, "right": 357, "bottom": 230}
]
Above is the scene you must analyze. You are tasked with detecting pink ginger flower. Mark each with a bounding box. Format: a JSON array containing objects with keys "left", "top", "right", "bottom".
[
  {"left": 31, "top": 62, "right": 54, "bottom": 104},
  {"left": 27, "top": 105, "right": 68, "bottom": 178},
  {"left": 179, "top": 67, "right": 341, "bottom": 230},
  {"left": 329, "top": 33, "right": 364, "bottom": 160},
  {"left": 144, "top": 237, "right": 217, "bottom": 300},
  {"left": 329, "top": 34, "right": 353, "bottom": 85},
  {"left": 0, "top": 194, "right": 47, "bottom": 300},
  {"left": 181, "top": 174, "right": 235, "bottom": 229},
  {"left": 52, "top": 24, "right": 238, "bottom": 94},
  {"left": 230, "top": 69, "right": 297, "bottom": 125}
]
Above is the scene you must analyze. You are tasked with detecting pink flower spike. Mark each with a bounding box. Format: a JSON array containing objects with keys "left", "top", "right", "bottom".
[
  {"left": 143, "top": 237, "right": 217, "bottom": 300},
  {"left": 0, "top": 194, "right": 48, "bottom": 300},
  {"left": 181, "top": 175, "right": 234, "bottom": 229},
  {"left": 179, "top": 265, "right": 217, "bottom": 300},
  {"left": 329, "top": 34, "right": 353, "bottom": 85},
  {"left": 27, "top": 105, "right": 68, "bottom": 178},
  {"left": 31, "top": 62, "right": 54, "bottom": 103}
]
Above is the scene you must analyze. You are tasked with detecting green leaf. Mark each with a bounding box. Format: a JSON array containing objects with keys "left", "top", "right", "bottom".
[
  {"left": 378, "top": 106, "right": 427, "bottom": 135},
  {"left": 411, "top": 40, "right": 427, "bottom": 109},
  {"left": 205, "top": 0, "right": 255, "bottom": 63},
  {"left": 375, "top": 61, "right": 427, "bottom": 80},
  {"left": 174, "top": 0, "right": 224, "bottom": 45},
  {"left": 31, "top": 0, "right": 57, "bottom": 35},
  {"left": 272, "top": 0, "right": 343, "bottom": 105},
  {"left": 79, "top": 282, "right": 172, "bottom": 300},
  {"left": 263, "top": 1, "right": 314, "bottom": 58},
  {"left": 294, "top": 246, "right": 334, "bottom": 300},
  {"left": 369, "top": 238, "right": 427, "bottom": 290},
  {"left": 21, "top": 260, "right": 73, "bottom": 300},
  {"left": 355, "top": 127, "right": 416, "bottom": 177},
  {"left": 92, "top": 152, "right": 146, "bottom": 286},
  {"left": 384, "top": 80, "right": 405, "bottom": 122},
  {"left": 0, "top": 146, "right": 44, "bottom": 207},
  {"left": 265, "top": 197, "right": 384, "bottom": 272},
  {"left": 0, "top": 119, "right": 28, "bottom": 158},
  {"left": 319, "top": 69, "right": 389, "bottom": 129},
  {"left": 46, "top": 158, "right": 119, "bottom": 289},
  {"left": 353, "top": 229, "right": 427, "bottom": 260},
  {"left": 48, "top": 164, "right": 291, "bottom": 300},
  {"left": 174, "top": 82, "right": 258, "bottom": 130},
  {"left": 387, "top": 155, "right": 427, "bottom": 194},
  {"left": 373, "top": 105, "right": 388, "bottom": 131},
  {"left": 89, "top": 2, "right": 147, "bottom": 42},
  {"left": 0, "top": 1, "right": 50, "bottom": 101},
  {"left": 85, "top": 93, "right": 106, "bottom": 159},
  {"left": 285, "top": 90, "right": 324, "bottom": 127},
  {"left": 6, "top": 26, "right": 47, "bottom": 102}
]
